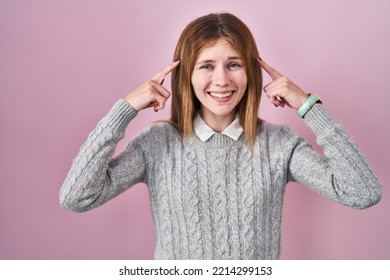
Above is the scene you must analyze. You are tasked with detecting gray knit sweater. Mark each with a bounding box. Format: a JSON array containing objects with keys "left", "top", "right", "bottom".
[{"left": 60, "top": 99, "right": 381, "bottom": 259}]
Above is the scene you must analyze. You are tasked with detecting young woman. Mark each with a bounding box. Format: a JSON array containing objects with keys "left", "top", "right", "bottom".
[{"left": 60, "top": 13, "right": 381, "bottom": 259}]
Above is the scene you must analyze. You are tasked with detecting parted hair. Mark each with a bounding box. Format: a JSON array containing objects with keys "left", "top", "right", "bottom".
[{"left": 170, "top": 13, "right": 262, "bottom": 146}]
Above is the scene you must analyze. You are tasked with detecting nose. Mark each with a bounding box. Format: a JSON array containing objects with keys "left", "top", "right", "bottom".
[{"left": 213, "top": 67, "right": 230, "bottom": 87}]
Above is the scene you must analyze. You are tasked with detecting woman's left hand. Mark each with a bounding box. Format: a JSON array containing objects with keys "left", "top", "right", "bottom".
[{"left": 258, "top": 58, "right": 308, "bottom": 110}]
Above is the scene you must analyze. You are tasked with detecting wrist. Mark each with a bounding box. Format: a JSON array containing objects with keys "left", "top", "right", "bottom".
[
  {"left": 125, "top": 95, "right": 141, "bottom": 112},
  {"left": 296, "top": 94, "right": 310, "bottom": 109}
]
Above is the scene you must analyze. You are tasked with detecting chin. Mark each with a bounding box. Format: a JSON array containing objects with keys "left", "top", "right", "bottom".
[{"left": 208, "top": 107, "right": 237, "bottom": 118}]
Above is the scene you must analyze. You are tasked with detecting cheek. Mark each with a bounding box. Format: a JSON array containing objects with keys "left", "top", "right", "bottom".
[
  {"left": 191, "top": 73, "right": 207, "bottom": 90},
  {"left": 241, "top": 71, "right": 248, "bottom": 87},
  {"left": 190, "top": 72, "right": 199, "bottom": 89},
  {"left": 191, "top": 75, "right": 202, "bottom": 100},
  {"left": 234, "top": 73, "right": 248, "bottom": 90},
  {"left": 235, "top": 76, "right": 248, "bottom": 101},
  {"left": 241, "top": 71, "right": 248, "bottom": 84}
]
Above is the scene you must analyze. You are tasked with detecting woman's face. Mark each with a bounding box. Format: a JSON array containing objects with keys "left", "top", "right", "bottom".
[{"left": 191, "top": 39, "right": 248, "bottom": 125}]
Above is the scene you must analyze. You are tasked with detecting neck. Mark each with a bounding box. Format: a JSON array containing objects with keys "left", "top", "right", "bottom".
[{"left": 199, "top": 109, "right": 236, "bottom": 133}]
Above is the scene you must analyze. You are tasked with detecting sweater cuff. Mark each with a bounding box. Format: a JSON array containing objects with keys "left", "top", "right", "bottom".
[
  {"left": 102, "top": 99, "right": 138, "bottom": 132},
  {"left": 303, "top": 104, "right": 338, "bottom": 137}
]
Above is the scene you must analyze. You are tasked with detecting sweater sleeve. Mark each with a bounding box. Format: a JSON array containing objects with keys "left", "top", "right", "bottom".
[
  {"left": 285, "top": 104, "right": 382, "bottom": 209},
  {"left": 59, "top": 99, "right": 146, "bottom": 213}
]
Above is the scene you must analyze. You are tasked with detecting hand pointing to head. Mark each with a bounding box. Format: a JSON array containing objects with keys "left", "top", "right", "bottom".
[
  {"left": 258, "top": 58, "right": 308, "bottom": 110},
  {"left": 125, "top": 60, "right": 180, "bottom": 112}
]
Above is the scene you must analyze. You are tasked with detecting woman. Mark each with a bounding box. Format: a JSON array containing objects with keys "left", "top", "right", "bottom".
[{"left": 60, "top": 13, "right": 381, "bottom": 259}]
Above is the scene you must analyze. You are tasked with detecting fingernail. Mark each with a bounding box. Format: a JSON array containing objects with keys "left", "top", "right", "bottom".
[
  {"left": 154, "top": 109, "right": 158, "bottom": 112},
  {"left": 160, "top": 78, "right": 164, "bottom": 85},
  {"left": 274, "top": 104, "right": 278, "bottom": 108},
  {"left": 258, "top": 56, "right": 263, "bottom": 61}
]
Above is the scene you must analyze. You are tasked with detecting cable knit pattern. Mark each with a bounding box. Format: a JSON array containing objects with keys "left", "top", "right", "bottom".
[
  {"left": 227, "top": 146, "right": 240, "bottom": 259},
  {"left": 197, "top": 146, "right": 214, "bottom": 259},
  {"left": 211, "top": 145, "right": 229, "bottom": 259},
  {"left": 239, "top": 145, "right": 256, "bottom": 259},
  {"left": 60, "top": 99, "right": 382, "bottom": 259},
  {"left": 183, "top": 147, "right": 203, "bottom": 259},
  {"left": 154, "top": 148, "right": 175, "bottom": 259}
]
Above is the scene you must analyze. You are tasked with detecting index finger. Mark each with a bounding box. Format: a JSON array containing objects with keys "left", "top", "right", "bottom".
[
  {"left": 152, "top": 60, "right": 180, "bottom": 84},
  {"left": 258, "top": 58, "right": 283, "bottom": 80}
]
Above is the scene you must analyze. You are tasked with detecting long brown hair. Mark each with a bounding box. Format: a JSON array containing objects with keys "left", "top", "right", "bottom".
[{"left": 171, "top": 13, "right": 262, "bottom": 146}]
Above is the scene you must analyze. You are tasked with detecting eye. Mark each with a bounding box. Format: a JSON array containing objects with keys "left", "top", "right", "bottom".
[
  {"left": 199, "top": 64, "right": 214, "bottom": 70},
  {"left": 228, "top": 62, "right": 242, "bottom": 69}
]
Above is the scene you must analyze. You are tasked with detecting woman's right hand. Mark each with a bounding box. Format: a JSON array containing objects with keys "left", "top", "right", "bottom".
[{"left": 125, "top": 60, "right": 180, "bottom": 112}]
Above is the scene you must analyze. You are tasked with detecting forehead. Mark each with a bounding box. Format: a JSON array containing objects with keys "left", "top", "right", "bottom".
[{"left": 196, "top": 39, "right": 241, "bottom": 60}]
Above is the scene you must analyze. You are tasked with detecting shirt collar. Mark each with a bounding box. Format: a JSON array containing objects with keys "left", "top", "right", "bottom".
[{"left": 193, "top": 112, "right": 244, "bottom": 142}]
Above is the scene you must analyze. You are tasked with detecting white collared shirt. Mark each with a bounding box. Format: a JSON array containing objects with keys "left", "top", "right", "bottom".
[{"left": 193, "top": 112, "right": 244, "bottom": 142}]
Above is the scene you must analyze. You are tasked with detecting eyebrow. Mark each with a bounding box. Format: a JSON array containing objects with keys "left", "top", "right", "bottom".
[{"left": 195, "top": 56, "right": 243, "bottom": 65}]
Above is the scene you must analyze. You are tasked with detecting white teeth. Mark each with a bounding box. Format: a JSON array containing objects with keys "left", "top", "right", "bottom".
[{"left": 208, "top": 91, "right": 234, "bottom": 98}]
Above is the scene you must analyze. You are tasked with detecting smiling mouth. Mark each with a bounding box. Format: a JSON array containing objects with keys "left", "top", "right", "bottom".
[{"left": 207, "top": 91, "right": 235, "bottom": 99}]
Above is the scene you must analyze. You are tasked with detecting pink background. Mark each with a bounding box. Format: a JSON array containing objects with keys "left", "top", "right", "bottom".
[{"left": 1, "top": 0, "right": 389, "bottom": 260}]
